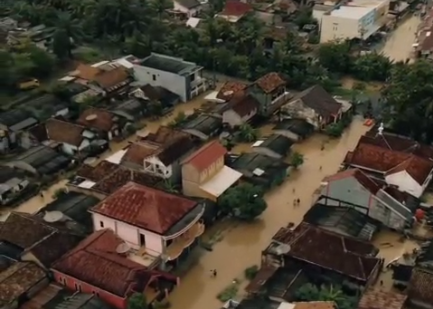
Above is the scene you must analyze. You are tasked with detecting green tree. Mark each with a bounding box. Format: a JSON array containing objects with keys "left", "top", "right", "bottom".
[
  {"left": 218, "top": 183, "right": 267, "bottom": 221},
  {"left": 290, "top": 151, "right": 304, "bottom": 169},
  {"left": 237, "top": 123, "right": 258, "bottom": 142},
  {"left": 295, "top": 284, "right": 358, "bottom": 309},
  {"left": 352, "top": 52, "right": 392, "bottom": 81},
  {"left": 317, "top": 41, "right": 352, "bottom": 74},
  {"left": 382, "top": 60, "right": 433, "bottom": 142},
  {"left": 127, "top": 293, "right": 148, "bottom": 309},
  {"left": 52, "top": 29, "right": 72, "bottom": 59}
]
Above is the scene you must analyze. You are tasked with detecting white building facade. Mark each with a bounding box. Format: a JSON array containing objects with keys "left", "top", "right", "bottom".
[{"left": 318, "top": 0, "right": 390, "bottom": 43}]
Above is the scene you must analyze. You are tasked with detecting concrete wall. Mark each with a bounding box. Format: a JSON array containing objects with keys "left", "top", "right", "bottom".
[
  {"left": 385, "top": 170, "right": 430, "bottom": 198},
  {"left": 52, "top": 270, "right": 126, "bottom": 309},
  {"left": 133, "top": 65, "right": 188, "bottom": 102},
  {"left": 320, "top": 14, "right": 359, "bottom": 43}
]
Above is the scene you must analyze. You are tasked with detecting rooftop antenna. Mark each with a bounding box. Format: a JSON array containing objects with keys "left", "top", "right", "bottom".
[
  {"left": 378, "top": 122, "right": 384, "bottom": 135},
  {"left": 116, "top": 242, "right": 131, "bottom": 254},
  {"left": 43, "top": 211, "right": 64, "bottom": 223}
]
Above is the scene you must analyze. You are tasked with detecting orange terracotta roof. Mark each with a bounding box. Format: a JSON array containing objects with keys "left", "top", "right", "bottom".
[
  {"left": 91, "top": 182, "right": 198, "bottom": 234},
  {"left": 385, "top": 155, "right": 433, "bottom": 185},
  {"left": 228, "top": 95, "right": 259, "bottom": 117},
  {"left": 358, "top": 289, "right": 406, "bottom": 309},
  {"left": 182, "top": 140, "right": 227, "bottom": 171},
  {"left": 77, "top": 108, "right": 115, "bottom": 132},
  {"left": 216, "top": 81, "right": 248, "bottom": 101},
  {"left": 46, "top": 119, "right": 84, "bottom": 146},
  {"left": 94, "top": 67, "right": 129, "bottom": 90},
  {"left": 255, "top": 72, "right": 286, "bottom": 93},
  {"left": 122, "top": 143, "right": 159, "bottom": 165},
  {"left": 294, "top": 302, "right": 336, "bottom": 309},
  {"left": 75, "top": 64, "right": 101, "bottom": 81}
]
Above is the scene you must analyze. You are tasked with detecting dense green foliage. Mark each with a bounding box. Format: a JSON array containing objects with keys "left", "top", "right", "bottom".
[
  {"left": 295, "top": 283, "right": 358, "bottom": 309},
  {"left": 219, "top": 183, "right": 267, "bottom": 220},
  {"left": 127, "top": 293, "right": 148, "bottom": 309}
]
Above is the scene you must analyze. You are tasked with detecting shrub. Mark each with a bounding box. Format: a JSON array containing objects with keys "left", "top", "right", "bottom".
[
  {"left": 244, "top": 265, "right": 259, "bottom": 280},
  {"left": 217, "top": 281, "right": 239, "bottom": 302}
]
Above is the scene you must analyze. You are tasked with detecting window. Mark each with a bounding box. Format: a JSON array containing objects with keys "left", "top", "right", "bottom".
[
  {"left": 152, "top": 74, "right": 156, "bottom": 81},
  {"left": 99, "top": 221, "right": 104, "bottom": 228},
  {"left": 74, "top": 283, "right": 81, "bottom": 291},
  {"left": 139, "top": 233, "right": 146, "bottom": 246}
]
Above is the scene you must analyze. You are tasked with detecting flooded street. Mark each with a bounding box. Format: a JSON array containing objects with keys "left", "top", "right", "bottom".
[
  {"left": 380, "top": 15, "right": 421, "bottom": 62},
  {"left": 168, "top": 118, "right": 371, "bottom": 309}
]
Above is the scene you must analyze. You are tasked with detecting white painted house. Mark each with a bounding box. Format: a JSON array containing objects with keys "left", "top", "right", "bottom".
[
  {"left": 123, "top": 53, "right": 207, "bottom": 102},
  {"left": 90, "top": 182, "right": 205, "bottom": 268},
  {"left": 173, "top": 0, "right": 202, "bottom": 17}
]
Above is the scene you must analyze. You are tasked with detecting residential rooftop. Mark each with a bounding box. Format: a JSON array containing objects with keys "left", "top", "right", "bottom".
[
  {"left": 407, "top": 267, "right": 433, "bottom": 306},
  {"left": 358, "top": 289, "right": 406, "bottom": 309},
  {"left": 255, "top": 72, "right": 286, "bottom": 93},
  {"left": 91, "top": 182, "right": 200, "bottom": 235},
  {"left": 140, "top": 53, "right": 200, "bottom": 75},
  {"left": 265, "top": 222, "right": 381, "bottom": 281},
  {"left": 52, "top": 229, "right": 173, "bottom": 297},
  {"left": 0, "top": 212, "right": 82, "bottom": 267},
  {"left": 183, "top": 140, "right": 227, "bottom": 172},
  {"left": 328, "top": 0, "right": 387, "bottom": 19},
  {"left": 77, "top": 108, "right": 118, "bottom": 132},
  {"left": 0, "top": 262, "right": 47, "bottom": 307}
]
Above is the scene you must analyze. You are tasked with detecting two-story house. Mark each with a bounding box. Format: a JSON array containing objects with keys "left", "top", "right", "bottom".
[
  {"left": 51, "top": 229, "right": 178, "bottom": 309},
  {"left": 247, "top": 72, "right": 290, "bottom": 117},
  {"left": 121, "top": 127, "right": 197, "bottom": 184},
  {"left": 128, "top": 53, "right": 207, "bottom": 102},
  {"left": 181, "top": 141, "right": 242, "bottom": 201},
  {"left": 89, "top": 182, "right": 205, "bottom": 270},
  {"left": 318, "top": 169, "right": 415, "bottom": 231}
]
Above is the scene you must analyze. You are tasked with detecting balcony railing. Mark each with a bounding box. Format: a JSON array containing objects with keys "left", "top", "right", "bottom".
[{"left": 165, "top": 222, "right": 205, "bottom": 260}]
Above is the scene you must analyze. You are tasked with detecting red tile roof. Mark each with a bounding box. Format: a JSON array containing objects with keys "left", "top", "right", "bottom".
[
  {"left": 324, "top": 169, "right": 381, "bottom": 194},
  {"left": 358, "top": 289, "right": 406, "bottom": 309},
  {"left": 361, "top": 132, "right": 433, "bottom": 159},
  {"left": 52, "top": 229, "right": 175, "bottom": 297},
  {"left": 182, "top": 140, "right": 227, "bottom": 172},
  {"left": 345, "top": 142, "right": 433, "bottom": 185},
  {"left": 270, "top": 222, "right": 380, "bottom": 281},
  {"left": 77, "top": 108, "right": 116, "bottom": 132},
  {"left": 255, "top": 72, "right": 286, "bottom": 93},
  {"left": 220, "top": 0, "right": 252, "bottom": 16},
  {"left": 91, "top": 182, "right": 198, "bottom": 234}
]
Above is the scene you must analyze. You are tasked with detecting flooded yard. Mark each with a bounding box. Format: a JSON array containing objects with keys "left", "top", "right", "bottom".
[
  {"left": 380, "top": 15, "right": 421, "bottom": 62},
  {"left": 168, "top": 118, "right": 371, "bottom": 309}
]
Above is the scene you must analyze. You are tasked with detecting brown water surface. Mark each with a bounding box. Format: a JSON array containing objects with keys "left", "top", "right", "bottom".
[{"left": 168, "top": 118, "right": 370, "bottom": 309}]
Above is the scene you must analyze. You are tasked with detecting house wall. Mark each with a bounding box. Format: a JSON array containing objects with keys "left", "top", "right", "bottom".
[
  {"left": 144, "top": 156, "right": 173, "bottom": 179},
  {"left": 92, "top": 213, "right": 163, "bottom": 256},
  {"left": 319, "top": 177, "right": 408, "bottom": 230},
  {"left": 0, "top": 135, "right": 9, "bottom": 153},
  {"left": 52, "top": 270, "right": 126, "bottom": 309},
  {"left": 283, "top": 99, "right": 322, "bottom": 129},
  {"left": 173, "top": 1, "right": 200, "bottom": 17},
  {"left": 181, "top": 156, "right": 224, "bottom": 198},
  {"left": 385, "top": 170, "right": 430, "bottom": 198},
  {"left": 320, "top": 15, "right": 359, "bottom": 43},
  {"left": 133, "top": 65, "right": 188, "bottom": 102},
  {"left": 223, "top": 108, "right": 257, "bottom": 128},
  {"left": 248, "top": 85, "right": 287, "bottom": 117},
  {"left": 61, "top": 139, "right": 90, "bottom": 156}
]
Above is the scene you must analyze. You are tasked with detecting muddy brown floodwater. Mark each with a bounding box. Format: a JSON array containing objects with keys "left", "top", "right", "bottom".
[{"left": 168, "top": 117, "right": 370, "bottom": 309}]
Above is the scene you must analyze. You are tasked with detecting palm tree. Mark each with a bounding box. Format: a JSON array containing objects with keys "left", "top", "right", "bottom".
[
  {"left": 151, "top": 0, "right": 172, "bottom": 20},
  {"left": 238, "top": 124, "right": 258, "bottom": 142}
]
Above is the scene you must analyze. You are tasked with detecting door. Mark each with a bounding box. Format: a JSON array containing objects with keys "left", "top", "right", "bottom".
[{"left": 140, "top": 233, "right": 146, "bottom": 246}]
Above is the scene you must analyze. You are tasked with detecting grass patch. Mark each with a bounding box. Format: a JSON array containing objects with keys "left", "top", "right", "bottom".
[
  {"left": 244, "top": 265, "right": 259, "bottom": 280},
  {"left": 217, "top": 280, "right": 240, "bottom": 302}
]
